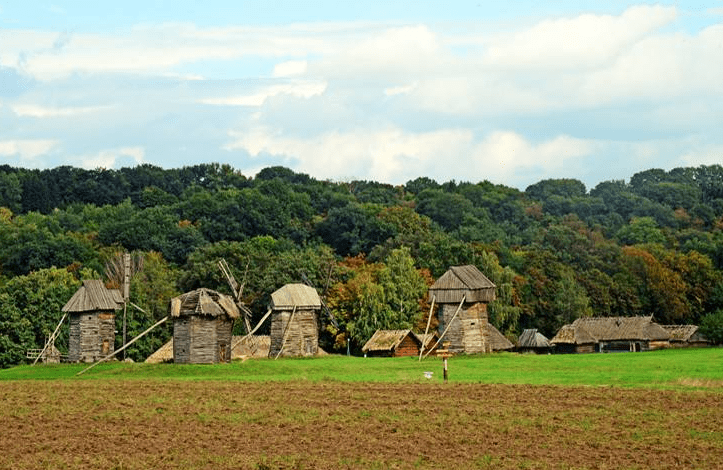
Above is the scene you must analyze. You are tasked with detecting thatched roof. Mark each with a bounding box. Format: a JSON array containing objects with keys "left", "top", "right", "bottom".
[
  {"left": 169, "top": 288, "right": 240, "bottom": 319},
  {"left": 485, "top": 323, "right": 514, "bottom": 351},
  {"left": 429, "top": 265, "right": 496, "bottom": 303},
  {"left": 413, "top": 332, "right": 439, "bottom": 350},
  {"left": 231, "top": 335, "right": 271, "bottom": 358},
  {"left": 662, "top": 325, "right": 707, "bottom": 343},
  {"left": 550, "top": 324, "right": 596, "bottom": 345},
  {"left": 362, "top": 329, "right": 421, "bottom": 353},
  {"left": 145, "top": 339, "right": 174, "bottom": 363},
  {"left": 62, "top": 280, "right": 124, "bottom": 313},
  {"left": 551, "top": 316, "right": 669, "bottom": 344},
  {"left": 270, "top": 283, "right": 321, "bottom": 311},
  {"left": 517, "top": 329, "right": 551, "bottom": 349}
]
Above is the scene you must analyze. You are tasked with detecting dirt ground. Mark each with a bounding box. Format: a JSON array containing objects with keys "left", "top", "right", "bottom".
[{"left": 1, "top": 380, "right": 721, "bottom": 469}]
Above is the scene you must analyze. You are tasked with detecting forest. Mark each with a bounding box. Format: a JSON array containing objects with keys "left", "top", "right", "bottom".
[{"left": 1, "top": 162, "right": 723, "bottom": 366}]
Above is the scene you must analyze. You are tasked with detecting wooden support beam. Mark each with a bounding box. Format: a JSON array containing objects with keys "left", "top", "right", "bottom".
[
  {"left": 275, "top": 305, "right": 297, "bottom": 360},
  {"left": 232, "top": 308, "right": 272, "bottom": 349},
  {"left": 33, "top": 312, "right": 67, "bottom": 366},
  {"left": 76, "top": 315, "right": 169, "bottom": 376},
  {"left": 419, "top": 295, "right": 436, "bottom": 362},
  {"left": 423, "top": 295, "right": 465, "bottom": 360}
]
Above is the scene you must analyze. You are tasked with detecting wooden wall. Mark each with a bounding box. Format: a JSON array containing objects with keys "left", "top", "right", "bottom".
[
  {"left": 437, "top": 302, "right": 489, "bottom": 354},
  {"left": 67, "top": 311, "right": 115, "bottom": 363},
  {"left": 173, "top": 315, "right": 234, "bottom": 364},
  {"left": 269, "top": 309, "right": 319, "bottom": 358}
]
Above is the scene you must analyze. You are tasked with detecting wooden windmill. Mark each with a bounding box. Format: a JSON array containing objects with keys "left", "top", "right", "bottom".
[{"left": 218, "top": 258, "right": 253, "bottom": 334}]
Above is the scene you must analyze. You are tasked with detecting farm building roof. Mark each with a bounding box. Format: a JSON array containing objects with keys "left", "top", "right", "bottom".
[
  {"left": 169, "top": 288, "right": 240, "bottom": 319},
  {"left": 517, "top": 329, "right": 551, "bottom": 349},
  {"left": 429, "top": 265, "right": 496, "bottom": 303},
  {"left": 270, "top": 283, "right": 321, "bottom": 310},
  {"left": 485, "top": 323, "right": 514, "bottom": 351},
  {"left": 661, "top": 325, "right": 708, "bottom": 343},
  {"left": 362, "top": 329, "right": 421, "bottom": 353},
  {"left": 551, "top": 316, "right": 669, "bottom": 344},
  {"left": 62, "top": 280, "right": 124, "bottom": 313}
]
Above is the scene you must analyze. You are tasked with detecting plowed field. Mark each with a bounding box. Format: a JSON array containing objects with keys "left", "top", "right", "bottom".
[{"left": 1, "top": 381, "right": 721, "bottom": 469}]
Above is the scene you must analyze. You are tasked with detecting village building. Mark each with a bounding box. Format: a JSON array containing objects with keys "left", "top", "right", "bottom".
[
  {"left": 362, "top": 329, "right": 435, "bottom": 357},
  {"left": 170, "top": 288, "right": 240, "bottom": 364},
  {"left": 516, "top": 328, "right": 552, "bottom": 354},
  {"left": 661, "top": 325, "right": 710, "bottom": 348},
  {"left": 485, "top": 323, "right": 515, "bottom": 351},
  {"left": 268, "top": 283, "right": 321, "bottom": 358},
  {"left": 550, "top": 316, "right": 670, "bottom": 353},
  {"left": 63, "top": 280, "right": 124, "bottom": 363},
  {"left": 146, "top": 335, "right": 271, "bottom": 363},
  {"left": 428, "top": 265, "right": 497, "bottom": 354}
]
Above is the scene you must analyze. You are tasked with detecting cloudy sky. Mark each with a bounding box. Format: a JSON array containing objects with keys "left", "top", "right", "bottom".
[{"left": 1, "top": 1, "right": 722, "bottom": 190}]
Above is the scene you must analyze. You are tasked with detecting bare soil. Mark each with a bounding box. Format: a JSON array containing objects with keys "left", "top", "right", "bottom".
[{"left": 1, "top": 381, "right": 721, "bottom": 469}]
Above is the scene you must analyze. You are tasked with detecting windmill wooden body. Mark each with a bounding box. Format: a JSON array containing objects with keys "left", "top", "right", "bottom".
[
  {"left": 63, "top": 280, "right": 124, "bottom": 363},
  {"left": 170, "top": 288, "right": 240, "bottom": 364},
  {"left": 268, "top": 283, "right": 321, "bottom": 358},
  {"left": 428, "top": 265, "right": 496, "bottom": 354}
]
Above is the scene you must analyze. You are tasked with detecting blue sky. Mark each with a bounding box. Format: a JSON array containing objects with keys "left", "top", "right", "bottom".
[{"left": 1, "top": 1, "right": 722, "bottom": 190}]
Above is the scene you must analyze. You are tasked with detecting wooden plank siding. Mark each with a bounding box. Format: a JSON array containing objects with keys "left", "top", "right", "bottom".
[
  {"left": 269, "top": 309, "right": 319, "bottom": 358},
  {"left": 437, "top": 302, "right": 489, "bottom": 354},
  {"left": 173, "top": 316, "right": 234, "bottom": 364},
  {"left": 67, "top": 312, "right": 115, "bottom": 363}
]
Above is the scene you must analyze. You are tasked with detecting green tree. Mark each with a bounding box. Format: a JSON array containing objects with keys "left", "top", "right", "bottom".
[{"left": 699, "top": 309, "right": 723, "bottom": 344}]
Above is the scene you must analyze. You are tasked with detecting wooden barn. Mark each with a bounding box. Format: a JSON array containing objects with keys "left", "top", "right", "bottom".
[
  {"left": 429, "top": 265, "right": 497, "bottom": 354},
  {"left": 63, "top": 280, "right": 123, "bottom": 363},
  {"left": 362, "top": 329, "right": 429, "bottom": 357},
  {"left": 268, "top": 283, "right": 321, "bottom": 358},
  {"left": 170, "top": 288, "right": 240, "bottom": 364},
  {"left": 516, "top": 329, "right": 552, "bottom": 354},
  {"left": 550, "top": 316, "right": 670, "bottom": 353},
  {"left": 662, "top": 325, "right": 710, "bottom": 348}
]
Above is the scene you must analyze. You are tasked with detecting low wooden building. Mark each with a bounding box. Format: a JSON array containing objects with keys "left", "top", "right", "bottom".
[
  {"left": 268, "top": 283, "right": 321, "bottom": 358},
  {"left": 362, "top": 329, "right": 427, "bottom": 357},
  {"left": 662, "top": 325, "right": 710, "bottom": 348},
  {"left": 428, "top": 265, "right": 496, "bottom": 354},
  {"left": 485, "top": 323, "right": 515, "bottom": 351},
  {"left": 63, "top": 280, "right": 123, "bottom": 363},
  {"left": 170, "top": 288, "right": 240, "bottom": 364},
  {"left": 516, "top": 329, "right": 552, "bottom": 354},
  {"left": 550, "top": 316, "right": 670, "bottom": 353}
]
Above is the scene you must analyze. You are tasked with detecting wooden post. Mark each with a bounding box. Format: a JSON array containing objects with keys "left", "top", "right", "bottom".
[
  {"left": 123, "top": 252, "right": 130, "bottom": 360},
  {"left": 436, "top": 342, "right": 452, "bottom": 384},
  {"left": 443, "top": 356, "right": 448, "bottom": 384},
  {"left": 275, "top": 305, "right": 297, "bottom": 360},
  {"left": 419, "top": 295, "right": 436, "bottom": 362},
  {"left": 423, "top": 295, "right": 465, "bottom": 359},
  {"left": 232, "top": 308, "right": 272, "bottom": 350},
  {"left": 76, "top": 315, "right": 169, "bottom": 376}
]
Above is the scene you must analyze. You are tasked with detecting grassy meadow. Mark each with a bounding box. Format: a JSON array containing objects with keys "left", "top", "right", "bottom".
[{"left": 2, "top": 347, "right": 722, "bottom": 390}]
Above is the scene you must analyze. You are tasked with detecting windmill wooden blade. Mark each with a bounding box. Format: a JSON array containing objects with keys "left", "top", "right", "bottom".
[{"left": 218, "top": 259, "right": 239, "bottom": 298}]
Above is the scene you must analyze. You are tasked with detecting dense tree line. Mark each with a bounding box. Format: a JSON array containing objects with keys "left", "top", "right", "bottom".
[{"left": 1, "top": 163, "right": 723, "bottom": 366}]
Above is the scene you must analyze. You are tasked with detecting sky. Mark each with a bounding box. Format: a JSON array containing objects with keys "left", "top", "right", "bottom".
[{"left": 1, "top": 1, "right": 722, "bottom": 191}]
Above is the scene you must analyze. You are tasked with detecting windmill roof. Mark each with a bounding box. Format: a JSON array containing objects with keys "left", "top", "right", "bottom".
[
  {"left": 430, "top": 265, "right": 496, "bottom": 291},
  {"left": 169, "top": 288, "right": 240, "bottom": 319},
  {"left": 270, "top": 283, "right": 321, "bottom": 310},
  {"left": 62, "top": 280, "right": 123, "bottom": 313}
]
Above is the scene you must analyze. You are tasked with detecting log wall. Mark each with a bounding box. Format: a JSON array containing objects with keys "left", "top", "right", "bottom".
[
  {"left": 269, "top": 309, "right": 319, "bottom": 358},
  {"left": 67, "top": 311, "right": 115, "bottom": 363},
  {"left": 173, "top": 315, "right": 234, "bottom": 364},
  {"left": 437, "top": 302, "right": 489, "bottom": 354}
]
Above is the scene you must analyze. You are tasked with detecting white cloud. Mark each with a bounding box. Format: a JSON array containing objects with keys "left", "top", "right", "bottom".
[
  {"left": 0, "top": 139, "right": 58, "bottom": 162},
  {"left": 384, "top": 83, "right": 416, "bottom": 97},
  {"left": 223, "top": 125, "right": 598, "bottom": 185},
  {"left": 680, "top": 145, "right": 723, "bottom": 167},
  {"left": 273, "top": 60, "right": 307, "bottom": 77},
  {"left": 200, "top": 81, "right": 327, "bottom": 106},
  {"left": 12, "top": 104, "right": 111, "bottom": 118},
  {"left": 75, "top": 147, "right": 145, "bottom": 170}
]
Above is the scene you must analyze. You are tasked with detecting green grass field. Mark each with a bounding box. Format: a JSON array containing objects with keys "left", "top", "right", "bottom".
[{"left": 2, "top": 347, "right": 722, "bottom": 390}]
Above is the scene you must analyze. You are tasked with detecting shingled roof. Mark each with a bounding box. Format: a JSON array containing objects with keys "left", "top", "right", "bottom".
[
  {"left": 429, "top": 265, "right": 496, "bottom": 303},
  {"left": 270, "top": 283, "right": 321, "bottom": 310},
  {"left": 485, "top": 323, "right": 514, "bottom": 351},
  {"left": 169, "top": 288, "right": 240, "bottom": 319},
  {"left": 62, "top": 280, "right": 123, "bottom": 313}
]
